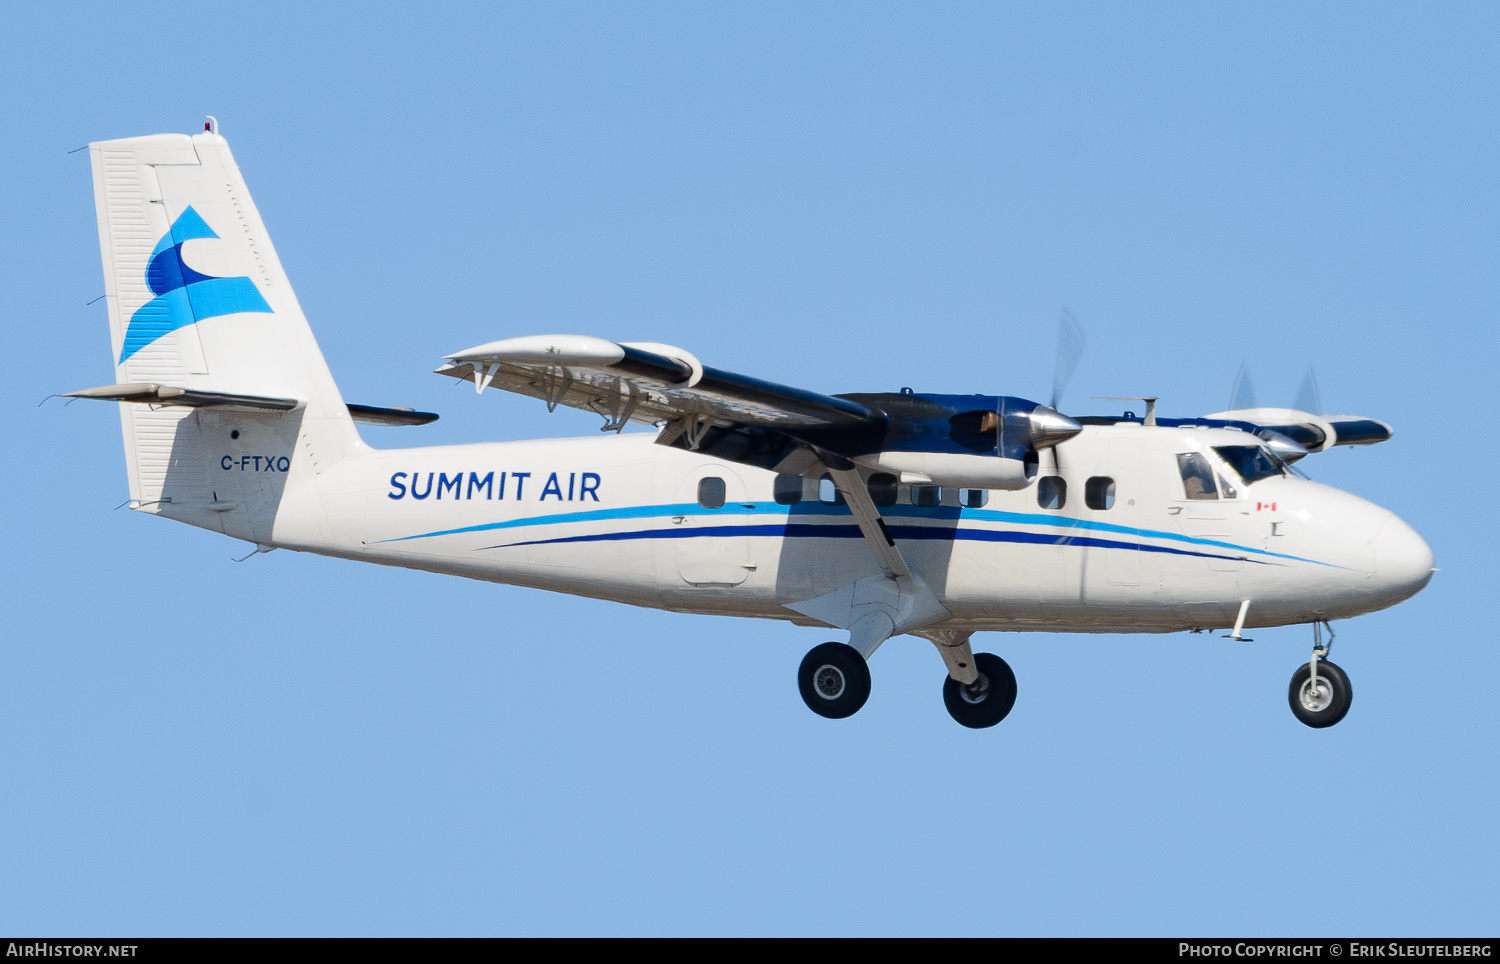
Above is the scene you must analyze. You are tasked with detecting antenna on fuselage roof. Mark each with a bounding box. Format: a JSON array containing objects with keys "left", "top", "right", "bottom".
[{"left": 1095, "top": 395, "right": 1158, "bottom": 426}]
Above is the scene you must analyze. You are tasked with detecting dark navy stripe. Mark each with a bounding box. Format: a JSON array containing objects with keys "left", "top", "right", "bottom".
[
  {"left": 481, "top": 523, "right": 1265, "bottom": 564},
  {"left": 384, "top": 500, "right": 1336, "bottom": 568}
]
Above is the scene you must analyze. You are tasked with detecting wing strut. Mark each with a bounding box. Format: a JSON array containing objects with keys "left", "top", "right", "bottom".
[
  {"left": 821, "top": 460, "right": 909, "bottom": 580},
  {"left": 784, "top": 453, "right": 950, "bottom": 660}
]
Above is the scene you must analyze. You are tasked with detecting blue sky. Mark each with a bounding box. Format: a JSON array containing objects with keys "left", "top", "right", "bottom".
[{"left": 2, "top": 1, "right": 1495, "bottom": 935}]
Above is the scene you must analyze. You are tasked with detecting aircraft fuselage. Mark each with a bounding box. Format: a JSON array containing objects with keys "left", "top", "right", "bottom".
[{"left": 192, "top": 422, "right": 1435, "bottom": 636}]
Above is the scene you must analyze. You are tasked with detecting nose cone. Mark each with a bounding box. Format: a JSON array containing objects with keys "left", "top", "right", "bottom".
[
  {"left": 1375, "top": 516, "right": 1435, "bottom": 603},
  {"left": 1028, "top": 406, "right": 1083, "bottom": 449}
]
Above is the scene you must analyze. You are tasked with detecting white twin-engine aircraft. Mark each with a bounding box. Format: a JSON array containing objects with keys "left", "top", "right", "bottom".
[{"left": 70, "top": 127, "right": 1434, "bottom": 729}]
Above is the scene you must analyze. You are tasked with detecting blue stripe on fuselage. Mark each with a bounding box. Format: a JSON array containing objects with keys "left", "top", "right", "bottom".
[
  {"left": 376, "top": 499, "right": 1337, "bottom": 568},
  {"left": 479, "top": 522, "right": 1270, "bottom": 564}
]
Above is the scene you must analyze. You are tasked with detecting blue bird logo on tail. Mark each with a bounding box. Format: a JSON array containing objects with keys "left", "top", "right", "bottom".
[{"left": 119, "top": 206, "right": 273, "bottom": 363}]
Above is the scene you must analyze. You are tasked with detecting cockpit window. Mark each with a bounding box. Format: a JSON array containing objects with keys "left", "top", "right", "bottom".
[
  {"left": 1176, "top": 453, "right": 1218, "bottom": 500},
  {"left": 1214, "top": 445, "right": 1284, "bottom": 485},
  {"left": 1216, "top": 474, "right": 1239, "bottom": 500}
]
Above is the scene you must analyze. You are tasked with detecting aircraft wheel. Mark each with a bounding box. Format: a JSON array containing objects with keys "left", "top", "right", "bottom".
[
  {"left": 1288, "top": 659, "right": 1353, "bottom": 728},
  {"left": 942, "top": 652, "right": 1017, "bottom": 729},
  {"left": 798, "top": 642, "right": 871, "bottom": 719}
]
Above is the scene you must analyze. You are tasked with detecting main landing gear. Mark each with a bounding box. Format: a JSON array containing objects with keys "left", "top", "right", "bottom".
[
  {"left": 791, "top": 463, "right": 1018, "bottom": 728},
  {"left": 796, "top": 639, "right": 1017, "bottom": 728},
  {"left": 1288, "top": 621, "right": 1353, "bottom": 728},
  {"left": 942, "top": 652, "right": 1017, "bottom": 729},
  {"left": 797, "top": 643, "right": 871, "bottom": 719}
]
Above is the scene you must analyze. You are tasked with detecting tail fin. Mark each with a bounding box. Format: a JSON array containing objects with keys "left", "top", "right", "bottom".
[{"left": 88, "top": 128, "right": 361, "bottom": 540}]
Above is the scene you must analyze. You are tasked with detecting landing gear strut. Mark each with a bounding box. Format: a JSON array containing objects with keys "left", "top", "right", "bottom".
[
  {"left": 1289, "top": 621, "right": 1353, "bottom": 728},
  {"left": 798, "top": 642, "right": 871, "bottom": 719}
]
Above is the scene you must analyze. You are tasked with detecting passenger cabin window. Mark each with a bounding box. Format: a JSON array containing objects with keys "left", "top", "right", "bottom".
[
  {"left": 910, "top": 485, "right": 942, "bottom": 507},
  {"left": 1176, "top": 453, "right": 1218, "bottom": 500},
  {"left": 818, "top": 475, "right": 845, "bottom": 505},
  {"left": 1037, "top": 476, "right": 1066, "bottom": 510},
  {"left": 1213, "top": 445, "right": 1285, "bottom": 485},
  {"left": 1085, "top": 476, "right": 1116, "bottom": 510},
  {"left": 698, "top": 477, "right": 726, "bottom": 509},
  {"left": 867, "top": 473, "right": 898, "bottom": 507},
  {"left": 773, "top": 474, "right": 803, "bottom": 505},
  {"left": 959, "top": 488, "right": 988, "bottom": 508}
]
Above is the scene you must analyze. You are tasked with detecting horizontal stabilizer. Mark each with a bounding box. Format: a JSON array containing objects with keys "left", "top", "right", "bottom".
[
  {"left": 345, "top": 403, "right": 439, "bottom": 426},
  {"left": 65, "top": 384, "right": 437, "bottom": 425},
  {"left": 65, "top": 382, "right": 299, "bottom": 412}
]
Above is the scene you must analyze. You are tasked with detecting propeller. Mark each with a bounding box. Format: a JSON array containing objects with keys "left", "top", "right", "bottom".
[
  {"left": 1045, "top": 308, "right": 1087, "bottom": 477},
  {"left": 1051, "top": 307, "right": 1087, "bottom": 411},
  {"left": 1228, "top": 362, "right": 1323, "bottom": 416},
  {"left": 1225, "top": 361, "right": 1322, "bottom": 475},
  {"left": 1228, "top": 361, "right": 1258, "bottom": 410},
  {"left": 1293, "top": 367, "right": 1322, "bottom": 415}
]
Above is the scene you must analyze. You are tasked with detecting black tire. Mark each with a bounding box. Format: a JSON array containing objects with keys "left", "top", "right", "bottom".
[
  {"left": 942, "top": 652, "right": 1018, "bottom": 729},
  {"left": 798, "top": 642, "right": 871, "bottom": 719},
  {"left": 1288, "top": 659, "right": 1353, "bottom": 728}
]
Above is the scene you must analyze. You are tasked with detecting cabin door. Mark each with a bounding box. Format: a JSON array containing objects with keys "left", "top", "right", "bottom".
[{"left": 673, "top": 464, "right": 753, "bottom": 587}]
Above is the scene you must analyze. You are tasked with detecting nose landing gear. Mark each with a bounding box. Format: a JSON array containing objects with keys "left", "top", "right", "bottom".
[{"left": 1289, "top": 621, "right": 1353, "bottom": 728}]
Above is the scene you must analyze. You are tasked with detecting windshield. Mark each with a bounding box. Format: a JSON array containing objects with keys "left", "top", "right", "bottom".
[{"left": 1213, "top": 445, "right": 1284, "bottom": 485}]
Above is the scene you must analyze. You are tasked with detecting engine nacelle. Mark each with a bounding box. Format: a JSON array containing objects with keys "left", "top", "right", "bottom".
[
  {"left": 835, "top": 392, "right": 1081, "bottom": 490},
  {"left": 852, "top": 450, "right": 1036, "bottom": 489}
]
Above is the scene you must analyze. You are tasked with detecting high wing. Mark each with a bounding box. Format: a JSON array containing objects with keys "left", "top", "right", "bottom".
[
  {"left": 1204, "top": 407, "right": 1393, "bottom": 454},
  {"left": 437, "top": 334, "right": 880, "bottom": 470},
  {"left": 437, "top": 334, "right": 1084, "bottom": 482},
  {"left": 438, "top": 334, "right": 958, "bottom": 661}
]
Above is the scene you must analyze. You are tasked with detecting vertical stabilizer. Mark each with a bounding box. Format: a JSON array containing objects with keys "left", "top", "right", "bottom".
[{"left": 89, "top": 128, "right": 361, "bottom": 541}]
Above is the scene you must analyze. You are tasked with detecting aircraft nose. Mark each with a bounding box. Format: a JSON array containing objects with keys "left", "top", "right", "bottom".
[{"left": 1375, "top": 516, "right": 1435, "bottom": 601}]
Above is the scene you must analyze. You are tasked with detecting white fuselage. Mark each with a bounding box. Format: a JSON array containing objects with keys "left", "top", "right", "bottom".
[{"left": 236, "top": 423, "right": 1432, "bottom": 635}]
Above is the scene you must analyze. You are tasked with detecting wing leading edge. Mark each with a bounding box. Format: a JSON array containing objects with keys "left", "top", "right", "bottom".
[{"left": 437, "top": 335, "right": 878, "bottom": 465}]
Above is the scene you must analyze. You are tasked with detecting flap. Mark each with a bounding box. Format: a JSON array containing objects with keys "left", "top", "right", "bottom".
[{"left": 437, "top": 334, "right": 876, "bottom": 433}]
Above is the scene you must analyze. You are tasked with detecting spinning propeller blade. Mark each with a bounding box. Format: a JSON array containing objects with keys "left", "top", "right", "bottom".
[
  {"left": 1229, "top": 361, "right": 1258, "bottom": 411},
  {"left": 1047, "top": 308, "right": 1088, "bottom": 475},
  {"left": 1228, "top": 362, "right": 1325, "bottom": 415},
  {"left": 1294, "top": 367, "right": 1323, "bottom": 415},
  {"left": 1050, "top": 308, "right": 1087, "bottom": 411}
]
